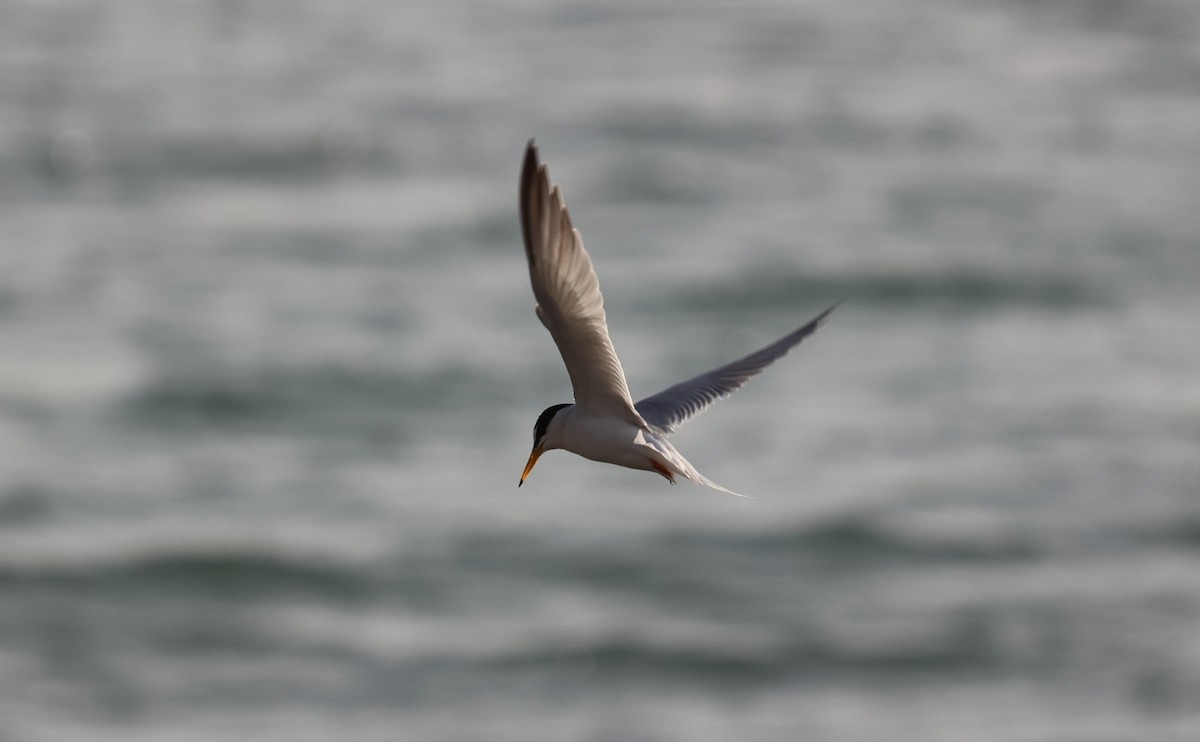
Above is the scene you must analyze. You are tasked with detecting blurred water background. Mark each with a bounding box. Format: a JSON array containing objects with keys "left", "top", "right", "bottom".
[{"left": 2, "top": 1, "right": 1199, "bottom": 740}]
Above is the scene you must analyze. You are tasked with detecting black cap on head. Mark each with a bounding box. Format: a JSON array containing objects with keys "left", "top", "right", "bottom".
[{"left": 533, "top": 403, "right": 570, "bottom": 444}]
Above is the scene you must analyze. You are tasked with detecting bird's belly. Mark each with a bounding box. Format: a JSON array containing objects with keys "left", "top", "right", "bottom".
[{"left": 563, "top": 419, "right": 658, "bottom": 472}]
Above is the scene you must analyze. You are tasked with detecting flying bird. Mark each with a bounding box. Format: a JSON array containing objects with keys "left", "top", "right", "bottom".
[{"left": 518, "top": 140, "right": 836, "bottom": 496}]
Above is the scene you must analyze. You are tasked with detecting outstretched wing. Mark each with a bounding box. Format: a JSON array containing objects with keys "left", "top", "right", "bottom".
[
  {"left": 635, "top": 303, "right": 838, "bottom": 434},
  {"left": 520, "top": 140, "right": 643, "bottom": 423}
]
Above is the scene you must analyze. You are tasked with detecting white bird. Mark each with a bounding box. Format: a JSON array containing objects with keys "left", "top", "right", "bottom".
[{"left": 517, "top": 140, "right": 836, "bottom": 496}]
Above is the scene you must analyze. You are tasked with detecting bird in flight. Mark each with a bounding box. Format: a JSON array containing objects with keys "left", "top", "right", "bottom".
[{"left": 518, "top": 140, "right": 836, "bottom": 496}]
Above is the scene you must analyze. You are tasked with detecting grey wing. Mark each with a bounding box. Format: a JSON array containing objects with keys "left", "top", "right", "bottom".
[
  {"left": 635, "top": 303, "right": 838, "bottom": 434},
  {"left": 520, "top": 140, "right": 643, "bottom": 423}
]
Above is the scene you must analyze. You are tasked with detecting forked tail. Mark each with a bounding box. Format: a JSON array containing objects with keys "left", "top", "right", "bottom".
[
  {"left": 645, "top": 432, "right": 750, "bottom": 498},
  {"left": 681, "top": 466, "right": 749, "bottom": 498}
]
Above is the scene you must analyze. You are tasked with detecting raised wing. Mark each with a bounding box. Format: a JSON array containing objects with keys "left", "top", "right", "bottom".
[
  {"left": 635, "top": 303, "right": 838, "bottom": 434},
  {"left": 520, "top": 140, "right": 643, "bottom": 422}
]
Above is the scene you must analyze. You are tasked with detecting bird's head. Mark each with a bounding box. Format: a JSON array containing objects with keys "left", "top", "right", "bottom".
[{"left": 519, "top": 403, "right": 571, "bottom": 487}]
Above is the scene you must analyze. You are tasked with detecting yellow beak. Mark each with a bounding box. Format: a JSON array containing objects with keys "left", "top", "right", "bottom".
[{"left": 519, "top": 445, "right": 544, "bottom": 487}]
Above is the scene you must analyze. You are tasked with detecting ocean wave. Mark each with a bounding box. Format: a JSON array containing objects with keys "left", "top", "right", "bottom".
[
  {"left": 658, "top": 267, "right": 1106, "bottom": 313},
  {"left": 0, "top": 484, "right": 54, "bottom": 526},
  {"left": 441, "top": 515, "right": 1039, "bottom": 616},
  {"left": 0, "top": 546, "right": 370, "bottom": 601},
  {"left": 116, "top": 362, "right": 510, "bottom": 435},
  {"left": 1120, "top": 517, "right": 1200, "bottom": 551},
  {"left": 29, "top": 128, "right": 391, "bottom": 185},
  {"left": 599, "top": 106, "right": 786, "bottom": 148},
  {"left": 465, "top": 619, "right": 1002, "bottom": 686},
  {"left": 659, "top": 514, "right": 1041, "bottom": 566}
]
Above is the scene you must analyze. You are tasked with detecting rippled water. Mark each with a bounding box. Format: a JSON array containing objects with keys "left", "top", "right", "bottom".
[{"left": 2, "top": 1, "right": 1199, "bottom": 740}]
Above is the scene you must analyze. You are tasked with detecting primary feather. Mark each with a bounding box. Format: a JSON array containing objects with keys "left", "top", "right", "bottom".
[
  {"left": 635, "top": 302, "right": 839, "bottom": 435},
  {"left": 520, "top": 141, "right": 645, "bottom": 425}
]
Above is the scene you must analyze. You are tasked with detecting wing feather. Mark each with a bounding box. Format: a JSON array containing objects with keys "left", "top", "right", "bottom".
[
  {"left": 635, "top": 303, "right": 838, "bottom": 434},
  {"left": 520, "top": 141, "right": 643, "bottom": 422}
]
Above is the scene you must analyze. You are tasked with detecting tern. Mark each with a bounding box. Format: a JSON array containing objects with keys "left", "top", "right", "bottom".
[{"left": 517, "top": 140, "right": 836, "bottom": 496}]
